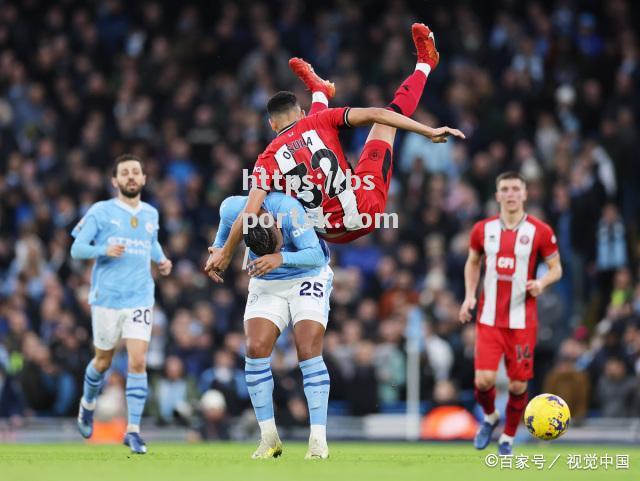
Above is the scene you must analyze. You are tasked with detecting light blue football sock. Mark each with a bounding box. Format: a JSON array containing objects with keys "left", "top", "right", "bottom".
[
  {"left": 126, "top": 372, "right": 148, "bottom": 430},
  {"left": 245, "top": 356, "right": 274, "bottom": 422},
  {"left": 82, "top": 361, "right": 106, "bottom": 405},
  {"left": 300, "top": 356, "right": 330, "bottom": 426}
]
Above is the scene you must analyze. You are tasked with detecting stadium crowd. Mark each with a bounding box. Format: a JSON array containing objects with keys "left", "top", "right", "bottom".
[{"left": 1, "top": 0, "right": 640, "bottom": 433}]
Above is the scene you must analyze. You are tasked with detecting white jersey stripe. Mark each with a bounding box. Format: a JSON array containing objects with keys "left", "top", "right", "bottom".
[
  {"left": 274, "top": 144, "right": 296, "bottom": 173},
  {"left": 509, "top": 221, "right": 536, "bottom": 329},
  {"left": 480, "top": 219, "right": 501, "bottom": 327}
]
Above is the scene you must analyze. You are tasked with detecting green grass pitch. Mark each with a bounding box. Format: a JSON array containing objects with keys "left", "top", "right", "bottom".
[{"left": 1, "top": 442, "right": 638, "bottom": 481}]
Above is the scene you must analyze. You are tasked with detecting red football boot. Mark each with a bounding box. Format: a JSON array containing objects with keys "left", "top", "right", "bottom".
[
  {"left": 289, "top": 57, "right": 335, "bottom": 99},
  {"left": 412, "top": 23, "right": 439, "bottom": 70}
]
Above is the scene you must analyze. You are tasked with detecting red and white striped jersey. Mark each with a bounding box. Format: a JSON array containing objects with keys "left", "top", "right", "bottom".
[
  {"left": 251, "top": 107, "right": 359, "bottom": 234},
  {"left": 470, "top": 214, "right": 558, "bottom": 329}
]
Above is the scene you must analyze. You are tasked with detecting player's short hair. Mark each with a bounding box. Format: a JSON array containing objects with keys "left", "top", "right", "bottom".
[
  {"left": 112, "top": 153, "right": 145, "bottom": 177},
  {"left": 496, "top": 171, "right": 526, "bottom": 189},
  {"left": 267, "top": 91, "right": 300, "bottom": 116},
  {"left": 244, "top": 223, "right": 278, "bottom": 256}
]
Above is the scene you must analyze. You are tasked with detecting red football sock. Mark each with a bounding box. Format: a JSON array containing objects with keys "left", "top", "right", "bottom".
[
  {"left": 474, "top": 386, "right": 496, "bottom": 415},
  {"left": 504, "top": 391, "right": 528, "bottom": 437},
  {"left": 386, "top": 70, "right": 427, "bottom": 117},
  {"left": 309, "top": 102, "right": 327, "bottom": 115}
]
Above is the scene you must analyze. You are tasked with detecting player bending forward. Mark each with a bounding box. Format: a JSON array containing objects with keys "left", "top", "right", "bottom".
[
  {"left": 459, "top": 172, "right": 562, "bottom": 455},
  {"left": 212, "top": 193, "right": 332, "bottom": 459},
  {"left": 205, "top": 23, "right": 464, "bottom": 281},
  {"left": 71, "top": 154, "right": 172, "bottom": 454}
]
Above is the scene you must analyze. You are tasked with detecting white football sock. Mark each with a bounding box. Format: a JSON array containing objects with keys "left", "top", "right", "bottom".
[
  {"left": 415, "top": 63, "right": 431, "bottom": 76},
  {"left": 259, "top": 418, "right": 277, "bottom": 436},
  {"left": 484, "top": 410, "right": 499, "bottom": 424},
  {"left": 499, "top": 433, "right": 514, "bottom": 445},
  {"left": 126, "top": 424, "right": 140, "bottom": 434},
  {"left": 312, "top": 91, "right": 329, "bottom": 105},
  {"left": 310, "top": 424, "right": 327, "bottom": 442}
]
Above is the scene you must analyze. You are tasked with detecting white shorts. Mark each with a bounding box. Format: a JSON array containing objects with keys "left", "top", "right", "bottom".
[
  {"left": 243, "top": 266, "right": 333, "bottom": 332},
  {"left": 91, "top": 305, "right": 153, "bottom": 350}
]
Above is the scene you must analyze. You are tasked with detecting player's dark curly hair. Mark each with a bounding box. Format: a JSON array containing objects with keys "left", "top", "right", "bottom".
[
  {"left": 244, "top": 223, "right": 278, "bottom": 256},
  {"left": 267, "top": 91, "right": 299, "bottom": 116}
]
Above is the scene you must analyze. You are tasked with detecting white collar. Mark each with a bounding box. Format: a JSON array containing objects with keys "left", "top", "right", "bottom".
[{"left": 114, "top": 198, "right": 143, "bottom": 215}]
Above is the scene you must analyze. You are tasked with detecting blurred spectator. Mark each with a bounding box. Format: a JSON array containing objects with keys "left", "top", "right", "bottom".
[
  {"left": 153, "top": 355, "right": 197, "bottom": 425},
  {"left": 191, "top": 389, "right": 230, "bottom": 441},
  {"left": 596, "top": 357, "right": 636, "bottom": 417},
  {"left": 543, "top": 339, "right": 591, "bottom": 421}
]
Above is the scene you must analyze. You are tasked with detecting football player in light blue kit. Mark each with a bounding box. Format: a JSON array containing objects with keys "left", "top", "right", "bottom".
[
  {"left": 207, "top": 193, "right": 332, "bottom": 459},
  {"left": 71, "top": 154, "right": 172, "bottom": 454}
]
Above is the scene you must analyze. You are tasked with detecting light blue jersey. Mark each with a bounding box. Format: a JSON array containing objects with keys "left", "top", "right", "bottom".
[
  {"left": 70, "top": 198, "right": 166, "bottom": 309},
  {"left": 213, "top": 193, "right": 329, "bottom": 280}
]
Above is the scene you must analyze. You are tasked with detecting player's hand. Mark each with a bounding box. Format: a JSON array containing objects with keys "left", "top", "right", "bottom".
[
  {"left": 247, "top": 253, "right": 283, "bottom": 278},
  {"left": 526, "top": 279, "right": 544, "bottom": 297},
  {"left": 427, "top": 126, "right": 466, "bottom": 143},
  {"left": 158, "top": 258, "right": 172, "bottom": 276},
  {"left": 106, "top": 244, "right": 126, "bottom": 257},
  {"left": 459, "top": 297, "right": 476, "bottom": 323},
  {"left": 204, "top": 247, "right": 225, "bottom": 283}
]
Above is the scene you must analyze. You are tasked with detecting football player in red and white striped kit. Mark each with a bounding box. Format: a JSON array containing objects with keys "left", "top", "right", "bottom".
[
  {"left": 205, "top": 24, "right": 465, "bottom": 281},
  {"left": 459, "top": 171, "right": 563, "bottom": 455}
]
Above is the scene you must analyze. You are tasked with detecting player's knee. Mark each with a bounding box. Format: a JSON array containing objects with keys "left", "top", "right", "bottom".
[
  {"left": 508, "top": 380, "right": 527, "bottom": 395},
  {"left": 93, "top": 355, "right": 112, "bottom": 373},
  {"left": 296, "top": 344, "right": 322, "bottom": 362},
  {"left": 246, "top": 337, "right": 273, "bottom": 359},
  {"left": 475, "top": 375, "right": 496, "bottom": 391}
]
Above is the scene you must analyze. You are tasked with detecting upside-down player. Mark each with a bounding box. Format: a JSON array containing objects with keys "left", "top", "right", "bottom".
[
  {"left": 458, "top": 172, "right": 563, "bottom": 455},
  {"left": 205, "top": 23, "right": 464, "bottom": 281}
]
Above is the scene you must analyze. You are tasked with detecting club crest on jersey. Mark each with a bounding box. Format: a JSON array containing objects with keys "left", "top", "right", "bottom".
[
  {"left": 145, "top": 222, "right": 154, "bottom": 233},
  {"left": 519, "top": 235, "right": 530, "bottom": 245}
]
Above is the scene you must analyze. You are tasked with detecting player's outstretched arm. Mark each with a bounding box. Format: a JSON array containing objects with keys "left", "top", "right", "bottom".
[
  {"left": 459, "top": 248, "right": 482, "bottom": 323},
  {"left": 346, "top": 107, "right": 465, "bottom": 143},
  {"left": 204, "top": 188, "right": 267, "bottom": 282}
]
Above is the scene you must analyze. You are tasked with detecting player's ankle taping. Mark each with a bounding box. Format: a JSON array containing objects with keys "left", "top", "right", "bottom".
[
  {"left": 81, "top": 398, "right": 96, "bottom": 410},
  {"left": 312, "top": 91, "right": 329, "bottom": 105},
  {"left": 415, "top": 63, "right": 431, "bottom": 76},
  {"left": 499, "top": 433, "right": 514, "bottom": 444},
  {"left": 259, "top": 418, "right": 277, "bottom": 435},
  {"left": 484, "top": 410, "right": 499, "bottom": 424},
  {"left": 127, "top": 424, "right": 140, "bottom": 433}
]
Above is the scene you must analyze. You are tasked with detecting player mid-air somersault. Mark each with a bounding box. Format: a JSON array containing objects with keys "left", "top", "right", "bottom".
[{"left": 205, "top": 23, "right": 465, "bottom": 281}]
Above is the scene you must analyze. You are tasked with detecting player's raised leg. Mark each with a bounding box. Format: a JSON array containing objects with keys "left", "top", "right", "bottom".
[
  {"left": 335, "top": 23, "right": 440, "bottom": 242},
  {"left": 123, "top": 338, "right": 150, "bottom": 454},
  {"left": 289, "top": 58, "right": 335, "bottom": 115},
  {"left": 293, "top": 320, "right": 330, "bottom": 460},
  {"left": 77, "top": 348, "right": 113, "bottom": 438},
  {"left": 245, "top": 318, "right": 283, "bottom": 459}
]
